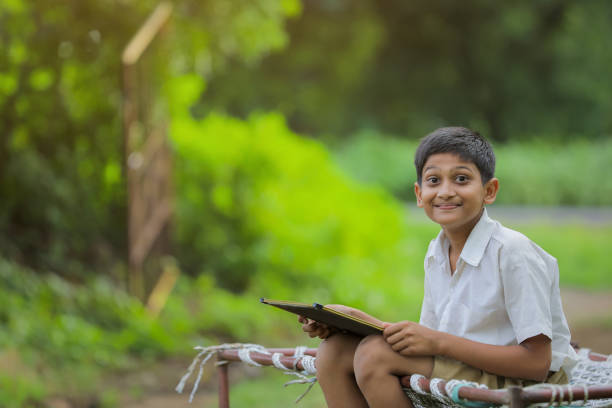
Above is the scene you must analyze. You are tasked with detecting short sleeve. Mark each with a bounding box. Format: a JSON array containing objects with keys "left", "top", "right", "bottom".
[{"left": 500, "top": 239, "right": 553, "bottom": 344}]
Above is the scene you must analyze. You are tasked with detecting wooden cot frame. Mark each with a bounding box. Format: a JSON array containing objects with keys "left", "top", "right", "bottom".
[{"left": 213, "top": 347, "right": 612, "bottom": 408}]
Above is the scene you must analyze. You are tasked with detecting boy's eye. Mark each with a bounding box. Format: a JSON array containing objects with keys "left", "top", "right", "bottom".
[
  {"left": 426, "top": 176, "right": 439, "bottom": 184},
  {"left": 456, "top": 175, "right": 468, "bottom": 183}
]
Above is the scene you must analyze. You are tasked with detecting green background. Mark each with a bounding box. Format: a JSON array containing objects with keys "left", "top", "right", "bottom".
[{"left": 1, "top": 1, "right": 611, "bottom": 406}]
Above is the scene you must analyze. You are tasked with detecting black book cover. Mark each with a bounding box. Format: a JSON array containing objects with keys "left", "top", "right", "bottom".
[{"left": 260, "top": 298, "right": 383, "bottom": 337}]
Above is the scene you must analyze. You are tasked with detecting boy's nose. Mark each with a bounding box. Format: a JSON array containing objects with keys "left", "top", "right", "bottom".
[{"left": 437, "top": 181, "right": 456, "bottom": 199}]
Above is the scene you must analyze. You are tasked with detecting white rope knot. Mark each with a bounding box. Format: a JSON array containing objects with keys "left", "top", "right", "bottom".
[
  {"left": 300, "top": 355, "right": 317, "bottom": 375},
  {"left": 238, "top": 346, "right": 267, "bottom": 366},
  {"left": 177, "top": 344, "right": 318, "bottom": 404},
  {"left": 443, "top": 379, "right": 488, "bottom": 399},
  {"left": 409, "top": 374, "right": 427, "bottom": 394},
  {"left": 293, "top": 346, "right": 308, "bottom": 358},
  {"left": 175, "top": 343, "right": 268, "bottom": 403},
  {"left": 293, "top": 346, "right": 308, "bottom": 370},
  {"left": 429, "top": 378, "right": 446, "bottom": 398},
  {"left": 272, "top": 352, "right": 291, "bottom": 370}
]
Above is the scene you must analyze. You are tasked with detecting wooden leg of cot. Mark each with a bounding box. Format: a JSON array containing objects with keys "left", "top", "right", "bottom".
[
  {"left": 218, "top": 361, "right": 230, "bottom": 408},
  {"left": 508, "top": 386, "right": 524, "bottom": 408}
]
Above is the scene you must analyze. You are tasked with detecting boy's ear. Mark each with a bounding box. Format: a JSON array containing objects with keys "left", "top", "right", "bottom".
[
  {"left": 483, "top": 178, "right": 499, "bottom": 205},
  {"left": 414, "top": 182, "right": 424, "bottom": 207}
]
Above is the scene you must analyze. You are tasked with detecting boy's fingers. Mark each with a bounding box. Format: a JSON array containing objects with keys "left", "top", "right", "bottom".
[
  {"left": 390, "top": 339, "right": 411, "bottom": 352},
  {"left": 383, "top": 323, "right": 402, "bottom": 338},
  {"left": 383, "top": 321, "right": 413, "bottom": 338},
  {"left": 385, "top": 331, "right": 408, "bottom": 345}
]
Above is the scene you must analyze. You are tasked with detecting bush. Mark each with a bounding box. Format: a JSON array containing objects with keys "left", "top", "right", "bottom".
[
  {"left": 169, "top": 75, "right": 427, "bottom": 323},
  {"left": 0, "top": 258, "right": 200, "bottom": 405}
]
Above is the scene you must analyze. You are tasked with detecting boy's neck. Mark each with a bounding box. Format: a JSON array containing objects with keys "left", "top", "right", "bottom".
[{"left": 442, "top": 208, "right": 485, "bottom": 256}]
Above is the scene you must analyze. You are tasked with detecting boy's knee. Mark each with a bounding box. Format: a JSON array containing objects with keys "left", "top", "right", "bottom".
[
  {"left": 353, "top": 335, "right": 434, "bottom": 386},
  {"left": 355, "top": 334, "right": 388, "bottom": 363},
  {"left": 353, "top": 335, "right": 389, "bottom": 385},
  {"left": 316, "top": 333, "right": 359, "bottom": 374}
]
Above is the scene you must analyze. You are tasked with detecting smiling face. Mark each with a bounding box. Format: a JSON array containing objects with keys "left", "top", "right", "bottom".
[{"left": 415, "top": 153, "right": 499, "bottom": 235}]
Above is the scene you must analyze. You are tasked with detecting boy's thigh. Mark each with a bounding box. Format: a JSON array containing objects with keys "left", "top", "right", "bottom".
[
  {"left": 354, "top": 335, "right": 434, "bottom": 378},
  {"left": 431, "top": 356, "right": 569, "bottom": 389},
  {"left": 316, "top": 333, "right": 362, "bottom": 368}
]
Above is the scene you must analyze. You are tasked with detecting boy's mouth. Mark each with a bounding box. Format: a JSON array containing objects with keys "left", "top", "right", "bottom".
[{"left": 434, "top": 203, "right": 462, "bottom": 210}]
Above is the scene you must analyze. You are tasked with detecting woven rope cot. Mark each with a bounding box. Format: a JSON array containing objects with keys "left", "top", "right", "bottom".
[{"left": 177, "top": 344, "right": 612, "bottom": 408}]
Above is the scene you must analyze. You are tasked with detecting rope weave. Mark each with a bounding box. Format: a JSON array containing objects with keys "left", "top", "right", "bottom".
[
  {"left": 410, "top": 374, "right": 426, "bottom": 394},
  {"left": 272, "top": 352, "right": 291, "bottom": 370},
  {"left": 238, "top": 347, "right": 264, "bottom": 367},
  {"left": 175, "top": 343, "right": 269, "bottom": 402},
  {"left": 293, "top": 346, "right": 308, "bottom": 370},
  {"left": 429, "top": 378, "right": 446, "bottom": 398},
  {"left": 178, "top": 344, "right": 612, "bottom": 407},
  {"left": 301, "top": 355, "right": 317, "bottom": 375},
  {"left": 176, "top": 343, "right": 318, "bottom": 403}
]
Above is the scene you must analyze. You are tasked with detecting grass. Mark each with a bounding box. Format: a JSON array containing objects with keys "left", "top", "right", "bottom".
[
  {"left": 519, "top": 223, "right": 612, "bottom": 289},
  {"left": 228, "top": 369, "right": 326, "bottom": 408}
]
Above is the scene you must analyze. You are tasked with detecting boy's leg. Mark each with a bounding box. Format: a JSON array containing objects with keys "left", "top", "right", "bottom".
[
  {"left": 316, "top": 334, "right": 368, "bottom": 408},
  {"left": 353, "top": 335, "right": 434, "bottom": 408}
]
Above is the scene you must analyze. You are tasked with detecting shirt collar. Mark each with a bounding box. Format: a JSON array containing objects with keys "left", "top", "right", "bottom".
[
  {"left": 425, "top": 208, "right": 497, "bottom": 267},
  {"left": 459, "top": 208, "right": 496, "bottom": 266}
]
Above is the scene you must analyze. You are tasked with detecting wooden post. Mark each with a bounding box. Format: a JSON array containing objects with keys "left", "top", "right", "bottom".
[
  {"left": 121, "top": 2, "right": 174, "bottom": 301},
  {"left": 218, "top": 361, "right": 230, "bottom": 408}
]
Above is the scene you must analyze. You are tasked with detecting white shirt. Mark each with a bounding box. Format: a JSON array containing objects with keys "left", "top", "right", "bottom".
[{"left": 419, "top": 208, "right": 577, "bottom": 374}]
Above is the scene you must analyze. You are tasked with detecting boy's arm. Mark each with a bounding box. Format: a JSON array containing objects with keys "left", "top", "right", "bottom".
[
  {"left": 326, "top": 304, "right": 386, "bottom": 326},
  {"left": 384, "top": 321, "right": 552, "bottom": 381}
]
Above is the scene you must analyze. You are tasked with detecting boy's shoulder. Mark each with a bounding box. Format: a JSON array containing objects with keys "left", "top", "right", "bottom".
[
  {"left": 491, "top": 219, "right": 557, "bottom": 265},
  {"left": 491, "top": 221, "right": 530, "bottom": 249}
]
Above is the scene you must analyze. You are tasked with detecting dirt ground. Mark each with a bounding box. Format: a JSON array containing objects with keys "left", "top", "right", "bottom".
[
  {"left": 92, "top": 287, "right": 610, "bottom": 408},
  {"left": 561, "top": 288, "right": 612, "bottom": 355}
]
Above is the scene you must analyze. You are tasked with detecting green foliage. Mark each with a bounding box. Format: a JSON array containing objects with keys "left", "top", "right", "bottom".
[
  {"left": 495, "top": 140, "right": 612, "bottom": 206},
  {"left": 333, "top": 130, "right": 417, "bottom": 201},
  {"left": 0, "top": 373, "right": 116, "bottom": 408},
  {"left": 334, "top": 132, "right": 612, "bottom": 206},
  {"left": 169, "top": 74, "right": 427, "bottom": 321},
  {"left": 0, "top": 373, "right": 46, "bottom": 408},
  {"left": 0, "top": 0, "right": 300, "bottom": 276},
  {"left": 520, "top": 225, "right": 612, "bottom": 289},
  {"left": 0, "top": 258, "right": 197, "bottom": 405},
  {"left": 203, "top": 1, "right": 612, "bottom": 142}
]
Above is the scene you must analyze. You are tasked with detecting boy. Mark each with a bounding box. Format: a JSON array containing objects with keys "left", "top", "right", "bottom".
[{"left": 300, "top": 127, "right": 577, "bottom": 407}]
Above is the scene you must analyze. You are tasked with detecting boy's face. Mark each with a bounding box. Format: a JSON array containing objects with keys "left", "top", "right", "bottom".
[{"left": 414, "top": 153, "right": 498, "bottom": 234}]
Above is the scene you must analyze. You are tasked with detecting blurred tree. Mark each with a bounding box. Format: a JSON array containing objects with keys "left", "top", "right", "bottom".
[
  {"left": 0, "top": 0, "right": 301, "bottom": 277},
  {"left": 200, "top": 0, "right": 612, "bottom": 142},
  {"left": 2, "top": 0, "right": 611, "bottom": 281}
]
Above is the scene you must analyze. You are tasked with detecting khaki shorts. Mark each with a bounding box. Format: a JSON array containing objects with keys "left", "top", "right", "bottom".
[{"left": 431, "top": 356, "right": 568, "bottom": 389}]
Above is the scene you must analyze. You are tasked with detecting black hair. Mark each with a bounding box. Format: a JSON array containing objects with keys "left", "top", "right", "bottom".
[{"left": 414, "top": 127, "right": 495, "bottom": 185}]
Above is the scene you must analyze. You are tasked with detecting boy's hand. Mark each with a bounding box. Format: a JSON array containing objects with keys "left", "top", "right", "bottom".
[
  {"left": 383, "top": 321, "right": 442, "bottom": 356},
  {"left": 298, "top": 315, "right": 336, "bottom": 339}
]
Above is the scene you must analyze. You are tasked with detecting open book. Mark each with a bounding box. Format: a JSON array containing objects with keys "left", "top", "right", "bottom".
[{"left": 260, "top": 298, "right": 383, "bottom": 337}]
